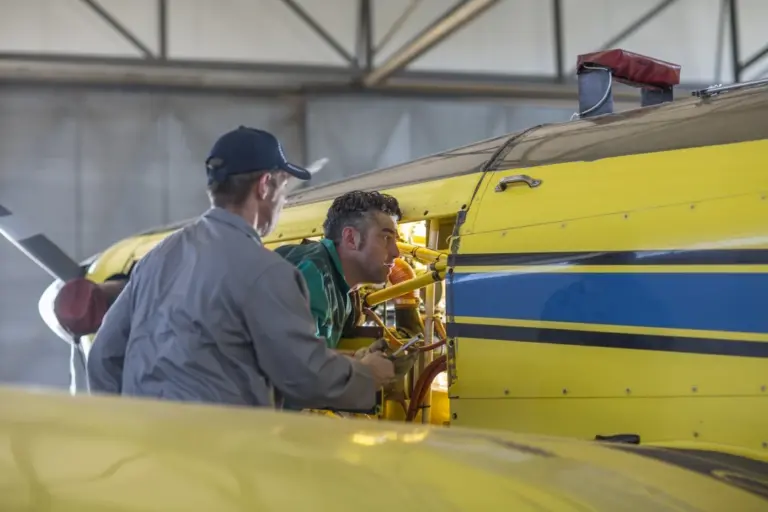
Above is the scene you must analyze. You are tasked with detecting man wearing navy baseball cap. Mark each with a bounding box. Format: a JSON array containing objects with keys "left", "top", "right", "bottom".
[
  {"left": 205, "top": 126, "right": 312, "bottom": 236},
  {"left": 88, "top": 126, "right": 395, "bottom": 411}
]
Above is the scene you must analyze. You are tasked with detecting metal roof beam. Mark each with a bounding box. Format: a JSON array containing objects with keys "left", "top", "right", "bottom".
[
  {"left": 362, "top": 0, "right": 501, "bottom": 87},
  {"left": 356, "top": 0, "right": 374, "bottom": 70},
  {"left": 158, "top": 0, "right": 168, "bottom": 59},
  {"left": 726, "top": 0, "right": 767, "bottom": 81},
  {"left": 729, "top": 0, "right": 741, "bottom": 82},
  {"left": 566, "top": 0, "right": 678, "bottom": 76},
  {"left": 79, "top": 0, "right": 155, "bottom": 59},
  {"left": 552, "top": 0, "right": 565, "bottom": 81},
  {"left": 741, "top": 44, "right": 768, "bottom": 75},
  {"left": 0, "top": 52, "right": 708, "bottom": 101},
  {"left": 279, "top": 0, "right": 356, "bottom": 65},
  {"left": 596, "top": 0, "right": 679, "bottom": 52},
  {"left": 374, "top": 0, "right": 422, "bottom": 55}
]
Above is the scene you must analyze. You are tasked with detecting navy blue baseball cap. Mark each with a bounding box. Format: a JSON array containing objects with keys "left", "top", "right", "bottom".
[{"left": 205, "top": 126, "right": 312, "bottom": 185}]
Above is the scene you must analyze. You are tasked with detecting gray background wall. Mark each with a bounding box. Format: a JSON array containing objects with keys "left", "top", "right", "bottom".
[
  {"left": 0, "top": 86, "right": 574, "bottom": 388},
  {"left": 304, "top": 97, "right": 575, "bottom": 185}
]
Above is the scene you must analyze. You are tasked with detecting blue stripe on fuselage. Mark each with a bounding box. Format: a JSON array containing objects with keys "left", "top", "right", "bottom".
[{"left": 448, "top": 271, "right": 768, "bottom": 334}]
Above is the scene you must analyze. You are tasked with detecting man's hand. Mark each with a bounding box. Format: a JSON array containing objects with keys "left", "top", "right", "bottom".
[
  {"left": 359, "top": 351, "right": 395, "bottom": 388},
  {"left": 391, "top": 351, "right": 418, "bottom": 377},
  {"left": 381, "top": 351, "right": 419, "bottom": 394},
  {"left": 354, "top": 338, "right": 389, "bottom": 360}
]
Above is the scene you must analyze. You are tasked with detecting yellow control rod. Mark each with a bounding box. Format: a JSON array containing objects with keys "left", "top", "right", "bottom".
[
  {"left": 396, "top": 242, "right": 448, "bottom": 265},
  {"left": 364, "top": 263, "right": 446, "bottom": 307}
]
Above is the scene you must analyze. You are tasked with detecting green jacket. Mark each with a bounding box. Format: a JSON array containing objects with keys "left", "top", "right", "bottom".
[{"left": 274, "top": 239, "right": 351, "bottom": 349}]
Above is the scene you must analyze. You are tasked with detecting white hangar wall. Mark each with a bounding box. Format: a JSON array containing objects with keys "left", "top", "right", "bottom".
[
  {"left": 0, "top": 0, "right": 766, "bottom": 387},
  {"left": 1, "top": 0, "right": 766, "bottom": 83},
  {"left": 395, "top": 0, "right": 768, "bottom": 83}
]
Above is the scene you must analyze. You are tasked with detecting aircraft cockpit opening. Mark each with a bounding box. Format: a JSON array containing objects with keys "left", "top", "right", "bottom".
[{"left": 266, "top": 217, "right": 454, "bottom": 425}]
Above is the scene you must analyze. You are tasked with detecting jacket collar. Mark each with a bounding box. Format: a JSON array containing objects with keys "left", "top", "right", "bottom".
[
  {"left": 204, "top": 207, "right": 262, "bottom": 244},
  {"left": 320, "top": 238, "right": 350, "bottom": 294}
]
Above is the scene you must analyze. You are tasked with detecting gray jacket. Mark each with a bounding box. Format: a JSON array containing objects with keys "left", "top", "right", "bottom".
[{"left": 86, "top": 207, "right": 376, "bottom": 411}]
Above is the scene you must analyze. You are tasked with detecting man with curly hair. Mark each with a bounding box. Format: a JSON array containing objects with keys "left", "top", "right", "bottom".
[{"left": 275, "top": 190, "right": 403, "bottom": 351}]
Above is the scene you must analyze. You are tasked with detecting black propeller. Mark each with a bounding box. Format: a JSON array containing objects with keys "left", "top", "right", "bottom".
[
  {"left": 0, "top": 203, "right": 85, "bottom": 282},
  {"left": 0, "top": 201, "right": 92, "bottom": 393}
]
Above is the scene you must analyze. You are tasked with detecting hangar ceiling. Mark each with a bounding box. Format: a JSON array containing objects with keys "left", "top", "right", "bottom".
[{"left": 0, "top": 0, "right": 767, "bottom": 100}]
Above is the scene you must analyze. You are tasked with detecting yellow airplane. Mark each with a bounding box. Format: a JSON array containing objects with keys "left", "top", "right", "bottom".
[{"left": 0, "top": 49, "right": 767, "bottom": 508}]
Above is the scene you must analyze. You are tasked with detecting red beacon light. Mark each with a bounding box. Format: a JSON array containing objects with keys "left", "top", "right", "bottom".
[{"left": 575, "top": 49, "right": 681, "bottom": 119}]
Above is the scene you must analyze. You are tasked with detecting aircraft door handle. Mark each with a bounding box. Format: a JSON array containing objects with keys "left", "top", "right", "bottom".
[{"left": 495, "top": 174, "right": 542, "bottom": 192}]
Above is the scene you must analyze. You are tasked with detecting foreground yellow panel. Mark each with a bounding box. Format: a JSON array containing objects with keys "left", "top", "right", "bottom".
[{"left": 0, "top": 386, "right": 766, "bottom": 511}]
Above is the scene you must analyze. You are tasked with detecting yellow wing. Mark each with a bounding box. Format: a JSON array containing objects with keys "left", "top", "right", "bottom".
[{"left": 0, "top": 386, "right": 765, "bottom": 511}]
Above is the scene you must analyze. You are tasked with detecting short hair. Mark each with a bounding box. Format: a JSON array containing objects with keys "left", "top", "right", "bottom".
[
  {"left": 206, "top": 170, "right": 268, "bottom": 208},
  {"left": 323, "top": 191, "right": 402, "bottom": 243}
]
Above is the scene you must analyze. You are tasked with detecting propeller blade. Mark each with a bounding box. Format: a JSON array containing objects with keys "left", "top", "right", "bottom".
[
  {"left": 287, "top": 157, "right": 329, "bottom": 194},
  {"left": 306, "top": 157, "right": 329, "bottom": 174},
  {"left": 0, "top": 202, "right": 84, "bottom": 282}
]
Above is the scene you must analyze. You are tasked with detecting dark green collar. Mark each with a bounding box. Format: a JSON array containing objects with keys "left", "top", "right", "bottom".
[{"left": 320, "top": 238, "right": 350, "bottom": 294}]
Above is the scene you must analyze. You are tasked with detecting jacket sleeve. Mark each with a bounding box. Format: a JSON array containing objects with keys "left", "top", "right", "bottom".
[
  {"left": 243, "top": 261, "right": 377, "bottom": 411},
  {"left": 87, "top": 279, "right": 133, "bottom": 394}
]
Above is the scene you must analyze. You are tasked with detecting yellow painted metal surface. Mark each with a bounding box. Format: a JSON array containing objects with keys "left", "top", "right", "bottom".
[
  {"left": 451, "top": 317, "right": 767, "bottom": 398},
  {"left": 448, "top": 328, "right": 767, "bottom": 453},
  {"left": 458, "top": 187, "right": 768, "bottom": 253},
  {"left": 1, "top": 386, "right": 766, "bottom": 511},
  {"left": 84, "top": 173, "right": 478, "bottom": 282},
  {"left": 263, "top": 172, "right": 478, "bottom": 245},
  {"left": 464, "top": 139, "right": 768, "bottom": 235},
  {"left": 451, "top": 394, "right": 767, "bottom": 458},
  {"left": 449, "top": 137, "right": 768, "bottom": 454},
  {"left": 86, "top": 232, "right": 170, "bottom": 284},
  {"left": 429, "top": 384, "right": 451, "bottom": 427}
]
